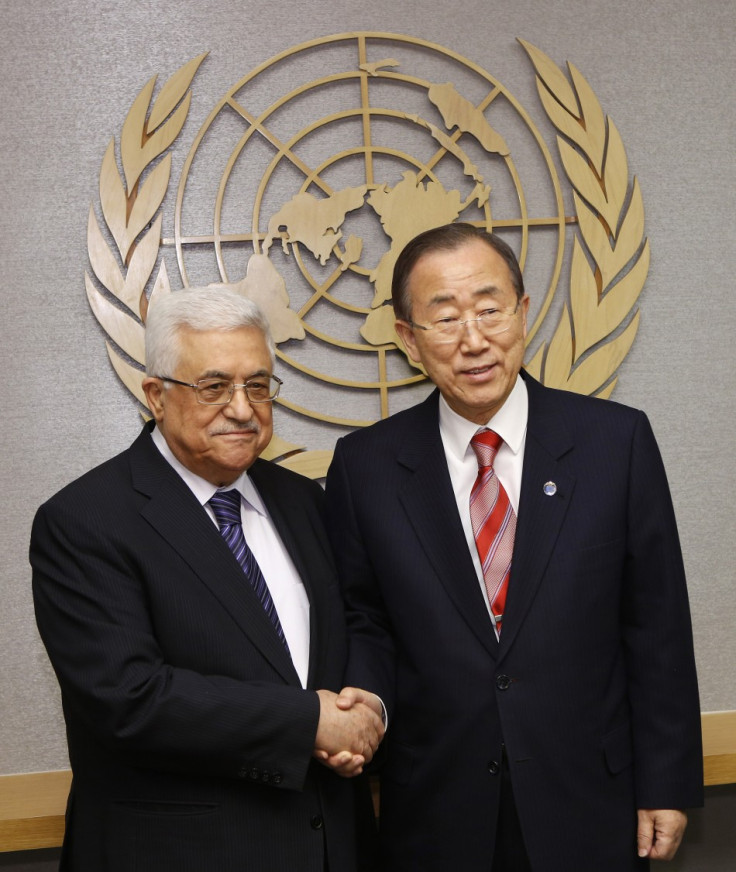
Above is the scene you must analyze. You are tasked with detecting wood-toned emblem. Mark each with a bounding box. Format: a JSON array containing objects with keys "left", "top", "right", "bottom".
[{"left": 86, "top": 34, "right": 647, "bottom": 476}]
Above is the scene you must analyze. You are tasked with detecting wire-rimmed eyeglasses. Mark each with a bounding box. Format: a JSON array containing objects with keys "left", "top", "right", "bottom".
[
  {"left": 157, "top": 374, "right": 283, "bottom": 405},
  {"left": 408, "top": 300, "right": 521, "bottom": 344}
]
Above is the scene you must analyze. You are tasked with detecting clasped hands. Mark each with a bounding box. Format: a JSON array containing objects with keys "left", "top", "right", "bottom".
[{"left": 313, "top": 687, "right": 385, "bottom": 777}]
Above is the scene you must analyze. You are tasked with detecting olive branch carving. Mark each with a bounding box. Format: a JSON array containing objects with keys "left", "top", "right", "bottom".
[
  {"left": 519, "top": 40, "right": 648, "bottom": 398},
  {"left": 85, "top": 54, "right": 207, "bottom": 408}
]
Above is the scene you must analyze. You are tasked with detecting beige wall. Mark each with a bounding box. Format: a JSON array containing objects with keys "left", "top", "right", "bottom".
[{"left": 1, "top": 1, "right": 734, "bottom": 868}]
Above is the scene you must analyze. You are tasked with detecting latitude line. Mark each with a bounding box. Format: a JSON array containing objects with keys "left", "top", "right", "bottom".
[
  {"left": 161, "top": 213, "right": 576, "bottom": 248},
  {"left": 225, "top": 95, "right": 336, "bottom": 199}
]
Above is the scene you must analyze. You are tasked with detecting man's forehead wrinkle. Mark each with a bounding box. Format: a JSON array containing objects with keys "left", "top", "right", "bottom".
[
  {"left": 197, "top": 366, "right": 271, "bottom": 379},
  {"left": 425, "top": 285, "right": 504, "bottom": 308},
  {"left": 199, "top": 368, "right": 232, "bottom": 379}
]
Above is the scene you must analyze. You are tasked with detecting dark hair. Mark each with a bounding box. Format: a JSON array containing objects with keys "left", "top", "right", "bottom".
[{"left": 391, "top": 223, "right": 525, "bottom": 321}]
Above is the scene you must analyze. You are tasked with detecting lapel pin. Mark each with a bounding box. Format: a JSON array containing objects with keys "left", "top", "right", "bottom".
[{"left": 543, "top": 481, "right": 557, "bottom": 497}]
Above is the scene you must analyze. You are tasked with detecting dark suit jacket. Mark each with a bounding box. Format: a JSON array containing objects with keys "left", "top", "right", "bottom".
[
  {"left": 325, "top": 373, "right": 702, "bottom": 872},
  {"left": 31, "top": 424, "right": 367, "bottom": 872}
]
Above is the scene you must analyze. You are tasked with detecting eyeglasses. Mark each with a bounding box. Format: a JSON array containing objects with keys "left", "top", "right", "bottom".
[
  {"left": 409, "top": 301, "right": 521, "bottom": 345},
  {"left": 157, "top": 374, "right": 283, "bottom": 405}
]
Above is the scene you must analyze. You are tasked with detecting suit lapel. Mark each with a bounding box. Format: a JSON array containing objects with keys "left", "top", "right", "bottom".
[
  {"left": 498, "top": 374, "right": 576, "bottom": 658},
  {"left": 397, "top": 393, "right": 499, "bottom": 659},
  {"left": 128, "top": 427, "right": 299, "bottom": 685}
]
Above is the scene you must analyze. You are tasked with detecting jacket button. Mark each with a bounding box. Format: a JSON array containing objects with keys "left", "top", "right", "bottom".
[
  {"left": 310, "top": 814, "right": 324, "bottom": 830},
  {"left": 496, "top": 674, "right": 512, "bottom": 691},
  {"left": 272, "top": 772, "right": 283, "bottom": 785},
  {"left": 248, "top": 768, "right": 261, "bottom": 781},
  {"left": 237, "top": 766, "right": 249, "bottom": 779},
  {"left": 488, "top": 760, "right": 500, "bottom": 775},
  {"left": 261, "top": 770, "right": 271, "bottom": 783}
]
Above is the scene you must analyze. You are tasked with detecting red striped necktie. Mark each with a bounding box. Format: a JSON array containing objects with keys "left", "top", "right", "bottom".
[{"left": 469, "top": 430, "right": 517, "bottom": 636}]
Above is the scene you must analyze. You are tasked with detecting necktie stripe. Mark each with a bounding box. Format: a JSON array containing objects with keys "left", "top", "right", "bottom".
[
  {"left": 209, "top": 489, "right": 290, "bottom": 654},
  {"left": 470, "top": 430, "right": 517, "bottom": 635}
]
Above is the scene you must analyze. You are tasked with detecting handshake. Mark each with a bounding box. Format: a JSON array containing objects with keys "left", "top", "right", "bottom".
[{"left": 313, "top": 687, "right": 385, "bottom": 778}]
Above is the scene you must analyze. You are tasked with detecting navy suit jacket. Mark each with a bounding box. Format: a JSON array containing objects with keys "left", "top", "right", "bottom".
[
  {"left": 325, "top": 372, "right": 702, "bottom": 872},
  {"left": 31, "top": 424, "right": 369, "bottom": 872}
]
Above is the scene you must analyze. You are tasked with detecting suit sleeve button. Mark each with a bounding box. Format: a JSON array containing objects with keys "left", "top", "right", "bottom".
[
  {"left": 310, "top": 815, "right": 324, "bottom": 830},
  {"left": 488, "top": 760, "right": 500, "bottom": 775},
  {"left": 496, "top": 674, "right": 512, "bottom": 691},
  {"left": 272, "top": 773, "right": 283, "bottom": 785},
  {"left": 248, "top": 768, "right": 261, "bottom": 781}
]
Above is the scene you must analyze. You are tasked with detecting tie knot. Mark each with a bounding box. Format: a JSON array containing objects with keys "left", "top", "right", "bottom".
[
  {"left": 471, "top": 429, "right": 503, "bottom": 469},
  {"left": 209, "top": 489, "right": 242, "bottom": 529}
]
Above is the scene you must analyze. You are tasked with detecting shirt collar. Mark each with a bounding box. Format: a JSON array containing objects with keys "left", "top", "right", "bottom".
[
  {"left": 438, "top": 373, "right": 528, "bottom": 461},
  {"left": 150, "top": 426, "right": 267, "bottom": 516}
]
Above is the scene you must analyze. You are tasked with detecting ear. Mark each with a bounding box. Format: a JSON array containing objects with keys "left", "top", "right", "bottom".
[
  {"left": 520, "top": 295, "right": 530, "bottom": 340},
  {"left": 395, "top": 320, "right": 422, "bottom": 364},
  {"left": 142, "top": 377, "right": 165, "bottom": 424}
]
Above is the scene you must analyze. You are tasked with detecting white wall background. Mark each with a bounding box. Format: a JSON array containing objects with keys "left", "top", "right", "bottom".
[{"left": 1, "top": 1, "right": 734, "bottom": 869}]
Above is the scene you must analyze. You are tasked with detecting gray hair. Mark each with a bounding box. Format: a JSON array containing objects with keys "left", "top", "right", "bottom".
[{"left": 145, "top": 287, "right": 276, "bottom": 377}]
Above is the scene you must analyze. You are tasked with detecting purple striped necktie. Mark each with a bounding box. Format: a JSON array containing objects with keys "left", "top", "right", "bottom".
[
  {"left": 209, "top": 489, "right": 290, "bottom": 653},
  {"left": 469, "top": 429, "right": 517, "bottom": 636}
]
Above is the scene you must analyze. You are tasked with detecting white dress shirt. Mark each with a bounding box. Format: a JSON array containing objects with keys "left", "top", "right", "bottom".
[
  {"left": 438, "top": 375, "right": 528, "bottom": 626},
  {"left": 151, "top": 427, "right": 311, "bottom": 687}
]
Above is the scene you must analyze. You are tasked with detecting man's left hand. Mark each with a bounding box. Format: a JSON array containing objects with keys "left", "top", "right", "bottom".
[{"left": 637, "top": 808, "right": 687, "bottom": 860}]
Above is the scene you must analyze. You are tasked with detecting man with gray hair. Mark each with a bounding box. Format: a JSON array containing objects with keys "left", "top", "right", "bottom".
[{"left": 31, "top": 287, "right": 383, "bottom": 872}]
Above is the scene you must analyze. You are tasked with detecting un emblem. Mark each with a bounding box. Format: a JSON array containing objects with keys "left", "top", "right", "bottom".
[{"left": 86, "top": 33, "right": 647, "bottom": 477}]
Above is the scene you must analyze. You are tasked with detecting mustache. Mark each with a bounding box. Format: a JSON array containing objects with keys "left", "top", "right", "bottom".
[{"left": 209, "top": 421, "right": 261, "bottom": 436}]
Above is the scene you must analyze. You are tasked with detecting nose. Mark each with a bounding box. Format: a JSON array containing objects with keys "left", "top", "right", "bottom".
[
  {"left": 223, "top": 385, "right": 255, "bottom": 418},
  {"left": 459, "top": 317, "right": 490, "bottom": 351}
]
